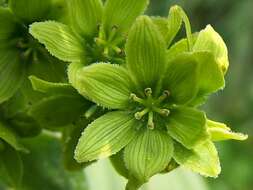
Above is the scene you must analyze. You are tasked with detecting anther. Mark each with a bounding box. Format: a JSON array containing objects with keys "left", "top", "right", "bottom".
[
  {"left": 145, "top": 88, "right": 152, "bottom": 97},
  {"left": 134, "top": 108, "right": 149, "bottom": 120},
  {"left": 157, "top": 90, "right": 170, "bottom": 103},
  {"left": 153, "top": 108, "right": 170, "bottom": 117},
  {"left": 147, "top": 111, "right": 154, "bottom": 129}
]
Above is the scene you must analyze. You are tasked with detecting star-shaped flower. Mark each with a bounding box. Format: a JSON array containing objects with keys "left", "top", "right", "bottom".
[
  {"left": 29, "top": 0, "right": 149, "bottom": 65},
  {"left": 72, "top": 14, "right": 247, "bottom": 189}
]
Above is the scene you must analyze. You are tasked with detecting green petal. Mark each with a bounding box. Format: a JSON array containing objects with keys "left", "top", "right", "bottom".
[
  {"left": 0, "top": 121, "right": 28, "bottom": 153},
  {"left": 29, "top": 76, "right": 77, "bottom": 96},
  {"left": 74, "top": 63, "right": 133, "bottom": 109},
  {"left": 126, "top": 16, "right": 167, "bottom": 92},
  {"left": 66, "top": 0, "right": 103, "bottom": 38},
  {"left": 0, "top": 7, "right": 18, "bottom": 42},
  {"left": 9, "top": 0, "right": 51, "bottom": 22},
  {"left": 0, "top": 145, "right": 23, "bottom": 188},
  {"left": 0, "top": 49, "right": 26, "bottom": 103},
  {"left": 173, "top": 141, "right": 221, "bottom": 178},
  {"left": 29, "top": 21, "right": 85, "bottom": 62},
  {"left": 75, "top": 111, "right": 139, "bottom": 162},
  {"left": 163, "top": 53, "right": 199, "bottom": 104},
  {"left": 124, "top": 129, "right": 173, "bottom": 183},
  {"left": 103, "top": 0, "right": 149, "bottom": 38},
  {"left": 67, "top": 62, "right": 85, "bottom": 88},
  {"left": 29, "top": 95, "right": 90, "bottom": 128},
  {"left": 166, "top": 106, "right": 209, "bottom": 149},
  {"left": 207, "top": 119, "right": 248, "bottom": 141},
  {"left": 189, "top": 52, "right": 225, "bottom": 106},
  {"left": 193, "top": 25, "right": 229, "bottom": 74},
  {"left": 166, "top": 5, "right": 183, "bottom": 46}
]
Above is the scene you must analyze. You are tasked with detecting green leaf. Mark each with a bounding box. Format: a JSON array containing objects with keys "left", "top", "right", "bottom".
[
  {"left": 162, "top": 53, "right": 199, "bottom": 104},
  {"left": 126, "top": 16, "right": 167, "bottom": 92},
  {"left": 66, "top": 0, "right": 103, "bottom": 38},
  {"left": 20, "top": 133, "right": 88, "bottom": 190},
  {"left": 124, "top": 129, "right": 173, "bottom": 183},
  {"left": 110, "top": 150, "right": 129, "bottom": 179},
  {"left": 103, "top": 0, "right": 149, "bottom": 38},
  {"left": 0, "top": 120, "right": 28, "bottom": 153},
  {"left": 29, "top": 95, "right": 89, "bottom": 128},
  {"left": 165, "top": 106, "right": 209, "bottom": 149},
  {"left": 189, "top": 52, "right": 225, "bottom": 106},
  {"left": 73, "top": 63, "right": 133, "bottom": 109},
  {"left": 29, "top": 21, "right": 85, "bottom": 62},
  {"left": 8, "top": 112, "right": 42, "bottom": 138},
  {"left": 75, "top": 111, "right": 139, "bottom": 162},
  {"left": 193, "top": 25, "right": 229, "bottom": 74},
  {"left": 173, "top": 141, "right": 221, "bottom": 178},
  {"left": 0, "top": 49, "right": 26, "bottom": 103},
  {"left": 0, "top": 145, "right": 23, "bottom": 188},
  {"left": 207, "top": 119, "right": 248, "bottom": 141},
  {"left": 0, "top": 7, "right": 18, "bottom": 42},
  {"left": 62, "top": 119, "right": 94, "bottom": 171},
  {"left": 29, "top": 76, "right": 77, "bottom": 96},
  {"left": 9, "top": 0, "right": 51, "bottom": 23}
]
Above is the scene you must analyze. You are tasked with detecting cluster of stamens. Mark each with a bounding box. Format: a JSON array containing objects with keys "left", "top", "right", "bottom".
[
  {"left": 94, "top": 25, "right": 123, "bottom": 57},
  {"left": 130, "top": 88, "right": 170, "bottom": 130}
]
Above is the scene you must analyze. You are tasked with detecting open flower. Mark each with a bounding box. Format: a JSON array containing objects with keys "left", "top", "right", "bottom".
[
  {"left": 0, "top": 0, "right": 67, "bottom": 104},
  {"left": 72, "top": 15, "right": 247, "bottom": 189},
  {"left": 29, "top": 0, "right": 149, "bottom": 65}
]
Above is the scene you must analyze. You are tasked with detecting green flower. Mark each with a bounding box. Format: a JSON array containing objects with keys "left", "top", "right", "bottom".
[
  {"left": 29, "top": 0, "right": 149, "bottom": 65},
  {"left": 72, "top": 12, "right": 247, "bottom": 189},
  {"left": 0, "top": 0, "right": 67, "bottom": 104}
]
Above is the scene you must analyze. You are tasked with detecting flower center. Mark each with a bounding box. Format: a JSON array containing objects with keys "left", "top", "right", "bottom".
[
  {"left": 130, "top": 88, "right": 170, "bottom": 130},
  {"left": 86, "top": 25, "right": 124, "bottom": 64}
]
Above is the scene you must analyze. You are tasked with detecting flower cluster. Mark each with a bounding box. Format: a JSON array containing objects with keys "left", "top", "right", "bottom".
[{"left": 0, "top": 0, "right": 248, "bottom": 190}]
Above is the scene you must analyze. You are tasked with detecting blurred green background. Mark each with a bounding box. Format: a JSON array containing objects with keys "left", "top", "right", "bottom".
[{"left": 147, "top": 0, "right": 253, "bottom": 190}]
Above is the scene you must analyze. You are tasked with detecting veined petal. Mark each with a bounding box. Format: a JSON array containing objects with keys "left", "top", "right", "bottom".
[
  {"left": 0, "top": 7, "right": 18, "bottom": 42},
  {"left": 207, "top": 119, "right": 248, "bottom": 141},
  {"left": 0, "top": 49, "right": 26, "bottom": 103},
  {"left": 75, "top": 111, "right": 139, "bottom": 162},
  {"left": 173, "top": 141, "right": 221, "bottom": 178},
  {"left": 166, "top": 5, "right": 183, "bottom": 46},
  {"left": 189, "top": 52, "right": 225, "bottom": 106},
  {"left": 103, "top": 0, "right": 149, "bottom": 38},
  {"left": 124, "top": 129, "right": 173, "bottom": 183},
  {"left": 74, "top": 63, "right": 133, "bottom": 109},
  {"left": 163, "top": 52, "right": 199, "bottom": 104},
  {"left": 193, "top": 25, "right": 229, "bottom": 74},
  {"left": 9, "top": 0, "right": 51, "bottom": 22},
  {"left": 29, "top": 21, "right": 85, "bottom": 62},
  {"left": 66, "top": 0, "right": 103, "bottom": 38},
  {"left": 126, "top": 16, "right": 167, "bottom": 92},
  {"left": 166, "top": 106, "right": 209, "bottom": 149}
]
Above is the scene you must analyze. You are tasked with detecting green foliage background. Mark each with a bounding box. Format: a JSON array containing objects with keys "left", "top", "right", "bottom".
[{"left": 148, "top": 0, "right": 252, "bottom": 189}]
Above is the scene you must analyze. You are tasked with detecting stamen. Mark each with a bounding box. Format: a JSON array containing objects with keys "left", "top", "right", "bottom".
[
  {"left": 84, "top": 105, "right": 98, "bottom": 118},
  {"left": 108, "top": 25, "right": 118, "bottom": 42},
  {"left": 111, "top": 45, "right": 122, "bottom": 54},
  {"left": 130, "top": 93, "right": 145, "bottom": 105},
  {"left": 135, "top": 108, "right": 149, "bottom": 120},
  {"left": 156, "top": 90, "right": 170, "bottom": 103},
  {"left": 147, "top": 111, "right": 154, "bottom": 129},
  {"left": 145, "top": 88, "right": 152, "bottom": 97},
  {"left": 153, "top": 108, "right": 170, "bottom": 117},
  {"left": 94, "top": 37, "right": 107, "bottom": 46}
]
